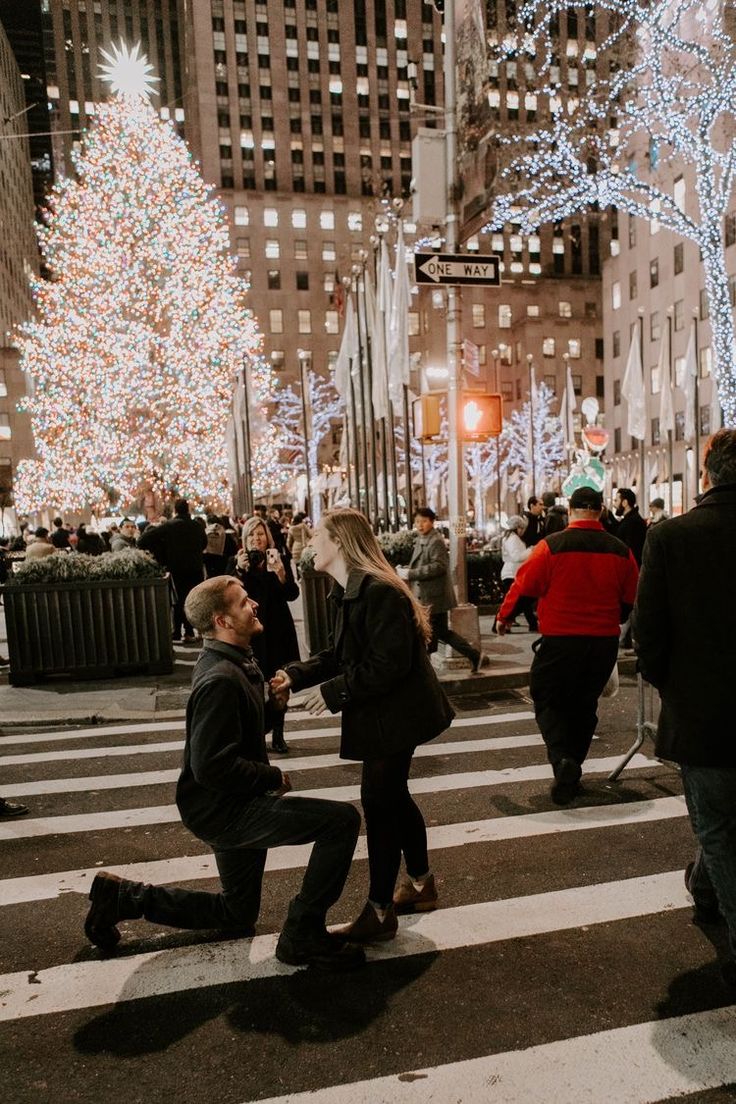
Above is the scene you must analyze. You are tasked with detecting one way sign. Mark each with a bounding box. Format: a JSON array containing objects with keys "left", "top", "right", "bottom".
[{"left": 414, "top": 251, "right": 501, "bottom": 287}]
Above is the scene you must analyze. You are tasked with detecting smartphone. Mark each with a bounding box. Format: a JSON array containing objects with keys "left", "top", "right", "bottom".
[{"left": 266, "top": 548, "right": 280, "bottom": 570}]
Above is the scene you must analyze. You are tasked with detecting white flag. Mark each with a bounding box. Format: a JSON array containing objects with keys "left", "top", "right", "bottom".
[
  {"left": 683, "top": 322, "right": 698, "bottom": 441},
  {"left": 334, "top": 296, "right": 358, "bottom": 398},
  {"left": 712, "top": 387, "right": 723, "bottom": 432},
  {"left": 560, "top": 361, "right": 577, "bottom": 449},
  {"left": 622, "top": 322, "right": 647, "bottom": 440},
  {"left": 658, "top": 330, "right": 675, "bottom": 434},
  {"left": 371, "top": 241, "right": 391, "bottom": 421},
  {"left": 388, "top": 224, "right": 411, "bottom": 413}
]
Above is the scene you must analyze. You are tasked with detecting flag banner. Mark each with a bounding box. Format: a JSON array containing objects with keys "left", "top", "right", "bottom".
[
  {"left": 683, "top": 323, "right": 698, "bottom": 441},
  {"left": 371, "top": 242, "right": 391, "bottom": 421},
  {"left": 388, "top": 224, "right": 411, "bottom": 413},
  {"left": 561, "top": 362, "right": 577, "bottom": 449},
  {"left": 622, "top": 322, "right": 647, "bottom": 440},
  {"left": 658, "top": 329, "right": 675, "bottom": 434}
]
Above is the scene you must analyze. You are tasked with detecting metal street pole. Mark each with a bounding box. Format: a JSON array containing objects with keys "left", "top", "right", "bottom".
[
  {"left": 298, "top": 352, "right": 313, "bottom": 518},
  {"left": 443, "top": 0, "right": 467, "bottom": 602},
  {"left": 693, "top": 309, "right": 701, "bottom": 504},
  {"left": 667, "top": 309, "right": 674, "bottom": 515},
  {"left": 241, "top": 360, "right": 254, "bottom": 515},
  {"left": 492, "top": 348, "right": 502, "bottom": 524},
  {"left": 638, "top": 308, "right": 647, "bottom": 512},
  {"left": 526, "top": 353, "right": 536, "bottom": 496}
]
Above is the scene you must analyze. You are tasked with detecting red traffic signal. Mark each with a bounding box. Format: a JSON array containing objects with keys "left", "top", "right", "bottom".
[{"left": 460, "top": 392, "right": 502, "bottom": 441}]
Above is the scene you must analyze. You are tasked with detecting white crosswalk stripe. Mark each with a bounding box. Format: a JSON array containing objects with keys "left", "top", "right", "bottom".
[{"left": 1, "top": 695, "right": 724, "bottom": 1103}]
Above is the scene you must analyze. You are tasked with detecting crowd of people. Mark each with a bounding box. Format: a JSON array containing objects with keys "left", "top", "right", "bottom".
[{"left": 5, "top": 430, "right": 736, "bottom": 989}]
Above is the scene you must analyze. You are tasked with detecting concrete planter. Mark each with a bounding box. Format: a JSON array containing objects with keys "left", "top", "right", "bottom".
[{"left": 4, "top": 575, "right": 174, "bottom": 685}]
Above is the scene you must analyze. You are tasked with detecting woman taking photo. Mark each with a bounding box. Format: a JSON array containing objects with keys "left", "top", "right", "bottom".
[
  {"left": 271, "top": 508, "right": 454, "bottom": 942},
  {"left": 228, "top": 516, "right": 300, "bottom": 754}
]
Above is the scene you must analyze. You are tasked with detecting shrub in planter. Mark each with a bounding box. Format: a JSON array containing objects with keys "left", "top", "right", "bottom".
[
  {"left": 377, "top": 529, "right": 418, "bottom": 566},
  {"left": 4, "top": 549, "right": 173, "bottom": 685}
]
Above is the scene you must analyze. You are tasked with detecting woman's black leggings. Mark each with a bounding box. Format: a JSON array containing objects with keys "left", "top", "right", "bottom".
[{"left": 360, "top": 749, "right": 429, "bottom": 906}]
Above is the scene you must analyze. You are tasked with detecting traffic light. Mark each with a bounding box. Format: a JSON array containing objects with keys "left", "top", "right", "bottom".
[
  {"left": 459, "top": 392, "right": 502, "bottom": 441},
  {"left": 413, "top": 393, "right": 442, "bottom": 441}
]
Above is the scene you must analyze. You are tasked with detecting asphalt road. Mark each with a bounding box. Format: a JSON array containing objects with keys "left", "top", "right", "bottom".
[{"left": 1, "top": 674, "right": 735, "bottom": 1104}]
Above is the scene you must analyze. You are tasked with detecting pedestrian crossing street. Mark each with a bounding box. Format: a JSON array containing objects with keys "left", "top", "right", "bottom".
[{"left": 1, "top": 685, "right": 736, "bottom": 1103}]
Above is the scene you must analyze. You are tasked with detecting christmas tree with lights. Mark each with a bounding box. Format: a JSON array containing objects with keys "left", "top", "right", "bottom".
[
  {"left": 15, "top": 42, "right": 261, "bottom": 514},
  {"left": 502, "top": 380, "right": 564, "bottom": 496}
]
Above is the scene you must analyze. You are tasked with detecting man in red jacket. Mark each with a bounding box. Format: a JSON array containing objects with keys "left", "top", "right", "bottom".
[{"left": 497, "top": 486, "right": 639, "bottom": 804}]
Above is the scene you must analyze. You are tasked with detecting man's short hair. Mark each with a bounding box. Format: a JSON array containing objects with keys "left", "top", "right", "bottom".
[
  {"left": 414, "top": 507, "right": 436, "bottom": 521},
  {"left": 541, "top": 491, "right": 556, "bottom": 509},
  {"left": 704, "top": 429, "right": 736, "bottom": 487},
  {"left": 35, "top": 526, "right": 49, "bottom": 539},
  {"left": 53, "top": 517, "right": 63, "bottom": 528},
  {"left": 650, "top": 498, "right": 665, "bottom": 510},
  {"left": 184, "top": 576, "right": 241, "bottom": 636},
  {"left": 618, "top": 488, "right": 637, "bottom": 508},
  {"left": 527, "top": 496, "right": 539, "bottom": 509},
  {"left": 253, "top": 504, "right": 267, "bottom": 517},
  {"left": 174, "top": 498, "right": 189, "bottom": 517}
]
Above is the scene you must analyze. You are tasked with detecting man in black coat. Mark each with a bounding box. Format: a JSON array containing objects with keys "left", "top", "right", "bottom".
[
  {"left": 83, "top": 575, "right": 364, "bottom": 972},
  {"left": 612, "top": 488, "right": 648, "bottom": 565},
  {"left": 635, "top": 429, "right": 736, "bottom": 983},
  {"left": 522, "top": 496, "right": 546, "bottom": 546},
  {"left": 138, "top": 497, "right": 207, "bottom": 641}
]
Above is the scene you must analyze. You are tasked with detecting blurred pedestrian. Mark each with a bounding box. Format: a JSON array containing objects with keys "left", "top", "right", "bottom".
[
  {"left": 497, "top": 487, "right": 639, "bottom": 804},
  {"left": 286, "top": 512, "right": 311, "bottom": 572},
  {"left": 204, "top": 514, "right": 237, "bottom": 578},
  {"left": 497, "top": 515, "right": 537, "bottom": 632},
  {"left": 522, "top": 497, "right": 546, "bottom": 547},
  {"left": 229, "top": 516, "right": 300, "bottom": 754},
  {"left": 25, "top": 527, "right": 56, "bottom": 560},
  {"left": 271, "top": 508, "right": 455, "bottom": 941},
  {"left": 648, "top": 497, "right": 669, "bottom": 526},
  {"left": 399, "top": 507, "right": 490, "bottom": 672},
  {"left": 50, "top": 517, "right": 72, "bottom": 549},
  {"left": 635, "top": 429, "right": 736, "bottom": 985},
  {"left": 542, "top": 491, "right": 568, "bottom": 534},
  {"left": 138, "top": 497, "right": 207, "bottom": 642},
  {"left": 75, "top": 524, "right": 105, "bottom": 556},
  {"left": 110, "top": 518, "right": 138, "bottom": 552}
]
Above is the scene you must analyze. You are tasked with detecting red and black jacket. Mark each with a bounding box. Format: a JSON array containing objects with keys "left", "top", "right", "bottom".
[{"left": 498, "top": 520, "right": 639, "bottom": 636}]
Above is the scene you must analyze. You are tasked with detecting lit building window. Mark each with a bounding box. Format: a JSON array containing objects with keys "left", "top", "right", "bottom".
[
  {"left": 265, "top": 239, "right": 280, "bottom": 258},
  {"left": 348, "top": 211, "right": 362, "bottom": 231},
  {"left": 269, "top": 309, "right": 283, "bottom": 333},
  {"left": 498, "top": 304, "right": 511, "bottom": 328},
  {"left": 325, "top": 310, "right": 339, "bottom": 333},
  {"left": 322, "top": 241, "right": 336, "bottom": 261},
  {"left": 542, "top": 337, "right": 555, "bottom": 357},
  {"left": 612, "top": 281, "right": 621, "bottom": 309},
  {"left": 472, "top": 303, "right": 485, "bottom": 327},
  {"left": 568, "top": 338, "right": 582, "bottom": 358},
  {"left": 408, "top": 312, "right": 420, "bottom": 336},
  {"left": 558, "top": 300, "right": 572, "bottom": 318},
  {"left": 234, "top": 205, "right": 249, "bottom": 225},
  {"left": 264, "top": 207, "right": 278, "bottom": 227},
  {"left": 298, "top": 309, "right": 312, "bottom": 333},
  {"left": 292, "top": 209, "right": 307, "bottom": 228},
  {"left": 320, "top": 210, "right": 335, "bottom": 230}
]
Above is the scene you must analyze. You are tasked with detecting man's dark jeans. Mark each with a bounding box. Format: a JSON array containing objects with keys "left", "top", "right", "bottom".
[
  {"left": 117, "top": 794, "right": 360, "bottom": 941},
  {"left": 529, "top": 635, "right": 618, "bottom": 770},
  {"left": 428, "top": 611, "right": 479, "bottom": 667},
  {"left": 681, "top": 765, "right": 736, "bottom": 959},
  {"left": 171, "top": 569, "right": 204, "bottom": 638}
]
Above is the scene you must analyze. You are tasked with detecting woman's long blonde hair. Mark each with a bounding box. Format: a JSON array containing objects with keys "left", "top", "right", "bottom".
[{"left": 321, "top": 508, "right": 431, "bottom": 644}]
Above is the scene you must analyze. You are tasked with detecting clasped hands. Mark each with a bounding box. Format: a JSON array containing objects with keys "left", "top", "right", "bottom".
[{"left": 270, "top": 669, "right": 329, "bottom": 717}]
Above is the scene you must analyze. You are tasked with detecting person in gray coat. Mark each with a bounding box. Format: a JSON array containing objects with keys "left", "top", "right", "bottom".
[{"left": 398, "top": 507, "right": 489, "bottom": 672}]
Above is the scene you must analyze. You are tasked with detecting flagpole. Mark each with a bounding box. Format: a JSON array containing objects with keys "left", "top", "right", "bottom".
[
  {"left": 357, "top": 265, "right": 380, "bottom": 529},
  {"left": 637, "top": 311, "right": 647, "bottom": 511},
  {"left": 492, "top": 348, "right": 503, "bottom": 524},
  {"left": 352, "top": 273, "right": 372, "bottom": 520},
  {"left": 298, "top": 353, "right": 313, "bottom": 518},
  {"left": 369, "top": 237, "right": 390, "bottom": 531},
  {"left": 693, "top": 308, "right": 701, "bottom": 505},
  {"left": 526, "top": 354, "right": 536, "bottom": 494},
  {"left": 667, "top": 311, "right": 674, "bottom": 515}
]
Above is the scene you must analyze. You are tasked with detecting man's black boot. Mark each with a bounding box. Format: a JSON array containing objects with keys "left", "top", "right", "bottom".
[
  {"left": 550, "top": 758, "right": 582, "bottom": 806},
  {"left": 84, "top": 872, "right": 141, "bottom": 953},
  {"left": 275, "top": 927, "right": 366, "bottom": 972}
]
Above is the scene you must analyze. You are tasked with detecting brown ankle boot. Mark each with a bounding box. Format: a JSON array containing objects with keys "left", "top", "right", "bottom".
[
  {"left": 84, "top": 872, "right": 124, "bottom": 953},
  {"left": 393, "top": 874, "right": 438, "bottom": 914},
  {"left": 338, "top": 901, "right": 398, "bottom": 943}
]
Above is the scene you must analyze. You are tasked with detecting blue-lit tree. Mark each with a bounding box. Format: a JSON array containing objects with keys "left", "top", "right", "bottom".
[{"left": 487, "top": 1, "right": 736, "bottom": 425}]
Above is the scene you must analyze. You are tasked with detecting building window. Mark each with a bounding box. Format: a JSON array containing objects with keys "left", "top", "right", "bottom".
[
  {"left": 614, "top": 427, "right": 621, "bottom": 452},
  {"left": 236, "top": 237, "right": 250, "bottom": 259},
  {"left": 322, "top": 241, "right": 336, "bottom": 261},
  {"left": 700, "top": 404, "right": 712, "bottom": 435},
  {"left": 542, "top": 337, "right": 556, "bottom": 357},
  {"left": 295, "top": 240, "right": 308, "bottom": 259},
  {"left": 730, "top": 274, "right": 736, "bottom": 307},
  {"left": 650, "top": 311, "right": 660, "bottom": 342},
  {"left": 612, "top": 281, "right": 621, "bottom": 309},
  {"left": 674, "top": 299, "right": 684, "bottom": 331},
  {"left": 572, "top": 374, "right": 582, "bottom": 395},
  {"left": 234, "top": 205, "right": 249, "bottom": 225},
  {"left": 628, "top": 216, "right": 636, "bottom": 248},
  {"left": 298, "top": 309, "right": 311, "bottom": 333},
  {"left": 498, "top": 304, "right": 512, "bottom": 328},
  {"left": 472, "top": 303, "right": 485, "bottom": 327},
  {"left": 292, "top": 208, "right": 307, "bottom": 228},
  {"left": 348, "top": 211, "right": 362, "bottom": 231},
  {"left": 264, "top": 207, "right": 278, "bottom": 227},
  {"left": 726, "top": 212, "right": 736, "bottom": 247},
  {"left": 675, "top": 411, "right": 685, "bottom": 441},
  {"left": 674, "top": 242, "right": 684, "bottom": 275},
  {"left": 267, "top": 270, "right": 281, "bottom": 290},
  {"left": 320, "top": 210, "right": 335, "bottom": 230},
  {"left": 0, "top": 370, "right": 6, "bottom": 398},
  {"left": 651, "top": 365, "right": 661, "bottom": 393},
  {"left": 558, "top": 300, "right": 572, "bottom": 318},
  {"left": 614, "top": 379, "right": 621, "bottom": 406},
  {"left": 699, "top": 346, "right": 712, "bottom": 377},
  {"left": 700, "top": 288, "right": 710, "bottom": 320},
  {"left": 325, "top": 310, "right": 339, "bottom": 334},
  {"left": 527, "top": 305, "right": 540, "bottom": 317},
  {"left": 675, "top": 356, "right": 685, "bottom": 387},
  {"left": 568, "top": 338, "right": 581, "bottom": 358},
  {"left": 544, "top": 373, "right": 556, "bottom": 390},
  {"left": 629, "top": 270, "right": 638, "bottom": 299},
  {"left": 271, "top": 350, "right": 285, "bottom": 371},
  {"left": 650, "top": 258, "right": 659, "bottom": 288},
  {"left": 408, "top": 312, "right": 420, "bottom": 336},
  {"left": 269, "top": 309, "right": 283, "bottom": 333},
  {"left": 651, "top": 417, "right": 660, "bottom": 445},
  {"left": 265, "top": 239, "right": 280, "bottom": 259},
  {"left": 613, "top": 331, "right": 621, "bottom": 358},
  {"left": 296, "top": 271, "right": 309, "bottom": 290}
]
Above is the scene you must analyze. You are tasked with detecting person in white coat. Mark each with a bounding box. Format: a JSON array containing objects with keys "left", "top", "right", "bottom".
[{"left": 497, "top": 516, "right": 538, "bottom": 631}]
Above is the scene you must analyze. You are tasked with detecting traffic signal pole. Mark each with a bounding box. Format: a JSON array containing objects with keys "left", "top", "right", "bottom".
[{"left": 443, "top": 0, "right": 468, "bottom": 603}]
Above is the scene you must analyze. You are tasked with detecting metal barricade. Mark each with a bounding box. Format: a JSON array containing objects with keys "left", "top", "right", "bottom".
[{"left": 607, "top": 673, "right": 659, "bottom": 782}]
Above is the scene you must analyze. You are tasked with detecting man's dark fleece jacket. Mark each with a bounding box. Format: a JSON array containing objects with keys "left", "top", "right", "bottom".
[{"left": 176, "top": 639, "right": 283, "bottom": 841}]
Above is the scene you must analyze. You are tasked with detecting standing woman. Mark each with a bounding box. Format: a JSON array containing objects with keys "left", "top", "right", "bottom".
[
  {"left": 496, "top": 515, "right": 537, "bottom": 632},
  {"left": 228, "top": 516, "right": 300, "bottom": 754},
  {"left": 271, "top": 508, "right": 454, "bottom": 942}
]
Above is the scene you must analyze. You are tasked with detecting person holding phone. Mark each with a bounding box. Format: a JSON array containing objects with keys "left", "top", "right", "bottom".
[{"left": 228, "top": 516, "right": 300, "bottom": 753}]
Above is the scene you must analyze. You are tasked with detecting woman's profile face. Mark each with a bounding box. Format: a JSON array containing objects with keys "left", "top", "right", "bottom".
[
  {"left": 310, "top": 520, "right": 341, "bottom": 575},
  {"left": 245, "top": 524, "right": 269, "bottom": 552}
]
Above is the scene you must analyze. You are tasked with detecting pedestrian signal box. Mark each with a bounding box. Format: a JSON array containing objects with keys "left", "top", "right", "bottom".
[
  {"left": 413, "top": 392, "right": 442, "bottom": 442},
  {"left": 460, "top": 392, "right": 502, "bottom": 441}
]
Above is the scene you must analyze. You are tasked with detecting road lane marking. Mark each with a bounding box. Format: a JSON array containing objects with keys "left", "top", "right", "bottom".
[
  {"left": 0, "top": 796, "right": 687, "bottom": 906},
  {"left": 0, "top": 710, "right": 535, "bottom": 748},
  {"left": 252, "top": 1005, "right": 736, "bottom": 1104},
  {"left": 0, "top": 869, "right": 689, "bottom": 1021},
  {"left": 0, "top": 732, "right": 544, "bottom": 771},
  {"left": 0, "top": 754, "right": 657, "bottom": 839}
]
